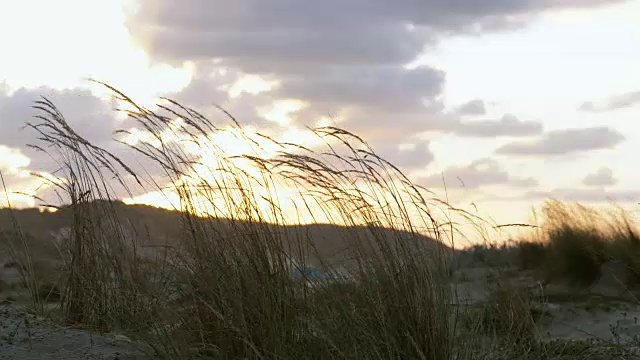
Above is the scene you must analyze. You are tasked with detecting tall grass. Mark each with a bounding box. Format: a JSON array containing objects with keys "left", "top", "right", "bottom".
[
  {"left": 16, "top": 83, "right": 465, "bottom": 359},
  {"left": 516, "top": 201, "right": 640, "bottom": 287}
]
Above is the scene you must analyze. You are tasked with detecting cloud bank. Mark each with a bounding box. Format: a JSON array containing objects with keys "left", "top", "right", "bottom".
[
  {"left": 418, "top": 158, "right": 538, "bottom": 190},
  {"left": 583, "top": 167, "right": 617, "bottom": 187},
  {"left": 495, "top": 127, "right": 624, "bottom": 156}
]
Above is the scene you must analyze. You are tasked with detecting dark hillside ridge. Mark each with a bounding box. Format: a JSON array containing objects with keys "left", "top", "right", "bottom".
[{"left": 0, "top": 201, "right": 450, "bottom": 269}]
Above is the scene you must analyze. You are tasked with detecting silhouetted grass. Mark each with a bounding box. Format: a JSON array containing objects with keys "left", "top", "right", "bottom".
[
  {"left": 514, "top": 201, "right": 640, "bottom": 288},
  {"left": 516, "top": 241, "right": 548, "bottom": 271},
  {"left": 12, "top": 83, "right": 467, "bottom": 359},
  {"left": 481, "top": 280, "right": 536, "bottom": 343}
]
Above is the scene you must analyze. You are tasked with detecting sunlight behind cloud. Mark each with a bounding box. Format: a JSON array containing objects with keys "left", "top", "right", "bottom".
[
  {"left": 227, "top": 74, "right": 279, "bottom": 99},
  {"left": 259, "top": 100, "right": 308, "bottom": 126},
  {"left": 0, "top": 170, "right": 66, "bottom": 209},
  {"left": 120, "top": 121, "right": 421, "bottom": 228},
  {"left": 0, "top": 146, "right": 31, "bottom": 176},
  {"left": 122, "top": 189, "right": 182, "bottom": 211},
  {"left": 0, "top": 192, "right": 37, "bottom": 208}
]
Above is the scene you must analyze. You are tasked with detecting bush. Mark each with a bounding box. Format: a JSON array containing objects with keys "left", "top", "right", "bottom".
[
  {"left": 546, "top": 226, "right": 607, "bottom": 286},
  {"left": 516, "top": 241, "right": 548, "bottom": 270},
  {"left": 606, "top": 220, "right": 640, "bottom": 286},
  {"left": 518, "top": 201, "right": 640, "bottom": 288}
]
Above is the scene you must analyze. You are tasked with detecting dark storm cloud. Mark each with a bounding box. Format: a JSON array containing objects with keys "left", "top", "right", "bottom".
[
  {"left": 582, "top": 167, "right": 617, "bottom": 187},
  {"left": 418, "top": 158, "right": 538, "bottom": 189},
  {"left": 580, "top": 90, "right": 640, "bottom": 113},
  {"left": 495, "top": 127, "right": 624, "bottom": 156}
]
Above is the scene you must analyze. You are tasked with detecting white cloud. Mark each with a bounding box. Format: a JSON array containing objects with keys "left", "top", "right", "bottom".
[
  {"left": 455, "top": 99, "right": 486, "bottom": 116},
  {"left": 583, "top": 167, "right": 617, "bottom": 187},
  {"left": 418, "top": 158, "right": 538, "bottom": 190},
  {"left": 580, "top": 90, "right": 640, "bottom": 113},
  {"left": 523, "top": 188, "right": 640, "bottom": 203},
  {"left": 495, "top": 127, "right": 624, "bottom": 156}
]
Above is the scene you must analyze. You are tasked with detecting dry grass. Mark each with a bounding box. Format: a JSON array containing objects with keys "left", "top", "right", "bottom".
[
  {"left": 512, "top": 201, "right": 640, "bottom": 288},
  {"left": 5, "top": 83, "right": 466, "bottom": 359},
  {"left": 516, "top": 241, "right": 548, "bottom": 271},
  {"left": 481, "top": 280, "right": 536, "bottom": 343}
]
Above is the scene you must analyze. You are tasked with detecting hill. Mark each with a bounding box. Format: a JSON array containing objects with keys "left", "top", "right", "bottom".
[{"left": 0, "top": 200, "right": 450, "bottom": 271}]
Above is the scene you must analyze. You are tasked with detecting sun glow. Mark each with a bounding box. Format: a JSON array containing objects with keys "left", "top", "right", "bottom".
[
  {"left": 227, "top": 74, "right": 279, "bottom": 98},
  {"left": 0, "top": 146, "right": 31, "bottom": 177},
  {"left": 0, "top": 170, "right": 65, "bottom": 209},
  {"left": 259, "top": 100, "right": 308, "bottom": 126},
  {"left": 120, "top": 122, "right": 426, "bottom": 227},
  {"left": 0, "top": 0, "right": 192, "bottom": 107}
]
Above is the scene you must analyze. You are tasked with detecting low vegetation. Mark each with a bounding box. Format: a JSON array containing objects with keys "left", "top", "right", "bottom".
[
  {"left": 462, "top": 201, "right": 640, "bottom": 289},
  {"left": 512, "top": 201, "right": 640, "bottom": 288},
  {"left": 481, "top": 280, "right": 536, "bottom": 342}
]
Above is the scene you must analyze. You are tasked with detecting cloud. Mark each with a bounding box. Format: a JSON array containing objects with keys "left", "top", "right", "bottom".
[
  {"left": 452, "top": 114, "right": 542, "bottom": 137},
  {"left": 495, "top": 127, "right": 624, "bottom": 156},
  {"left": 166, "top": 64, "right": 236, "bottom": 108},
  {"left": 377, "top": 141, "right": 435, "bottom": 169},
  {"left": 418, "top": 158, "right": 538, "bottom": 190},
  {"left": 580, "top": 90, "right": 640, "bottom": 112},
  {"left": 0, "top": 87, "right": 119, "bottom": 171},
  {"left": 274, "top": 66, "right": 444, "bottom": 112},
  {"left": 158, "top": 63, "right": 446, "bottom": 140},
  {"left": 523, "top": 188, "right": 640, "bottom": 203},
  {"left": 127, "top": 0, "right": 627, "bottom": 71},
  {"left": 125, "top": 0, "right": 627, "bottom": 143},
  {"left": 0, "top": 87, "right": 170, "bottom": 197},
  {"left": 455, "top": 99, "right": 486, "bottom": 116},
  {"left": 583, "top": 167, "right": 617, "bottom": 187},
  {"left": 287, "top": 106, "right": 543, "bottom": 147},
  {"left": 158, "top": 64, "right": 282, "bottom": 129},
  {"left": 0, "top": 145, "right": 31, "bottom": 176},
  {"left": 0, "top": 87, "right": 115, "bottom": 146},
  {"left": 0, "top": 145, "right": 66, "bottom": 208}
]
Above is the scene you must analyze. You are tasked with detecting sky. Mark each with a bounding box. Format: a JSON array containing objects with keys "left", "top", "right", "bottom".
[{"left": 0, "top": 0, "right": 639, "bottom": 242}]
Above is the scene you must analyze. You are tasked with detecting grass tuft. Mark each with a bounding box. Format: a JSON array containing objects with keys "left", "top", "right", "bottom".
[{"left": 514, "top": 201, "right": 640, "bottom": 288}]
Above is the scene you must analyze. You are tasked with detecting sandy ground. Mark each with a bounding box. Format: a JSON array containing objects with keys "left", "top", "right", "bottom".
[
  {"left": 0, "top": 262, "right": 149, "bottom": 360},
  {"left": 3, "top": 253, "right": 640, "bottom": 358},
  {"left": 0, "top": 304, "right": 147, "bottom": 360},
  {"left": 454, "top": 265, "right": 640, "bottom": 345}
]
